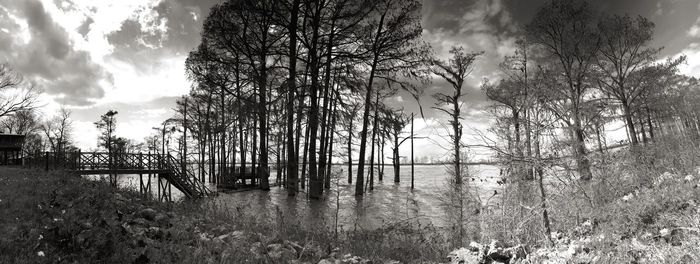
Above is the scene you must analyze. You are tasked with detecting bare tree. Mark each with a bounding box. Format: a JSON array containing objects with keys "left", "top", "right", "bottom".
[
  {"left": 596, "top": 14, "right": 660, "bottom": 146},
  {"left": 41, "top": 107, "right": 73, "bottom": 154},
  {"left": 0, "top": 64, "right": 39, "bottom": 119},
  {"left": 2, "top": 109, "right": 39, "bottom": 135},
  {"left": 431, "top": 46, "right": 483, "bottom": 185},
  {"left": 526, "top": 0, "right": 599, "bottom": 180},
  {"left": 354, "top": 0, "right": 427, "bottom": 196}
]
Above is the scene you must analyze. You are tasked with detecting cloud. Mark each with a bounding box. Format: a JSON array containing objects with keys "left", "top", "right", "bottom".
[
  {"left": 69, "top": 96, "right": 178, "bottom": 149},
  {"left": 104, "top": 0, "right": 218, "bottom": 72},
  {"left": 676, "top": 43, "right": 700, "bottom": 78},
  {"left": 689, "top": 17, "right": 700, "bottom": 38},
  {"left": 0, "top": 0, "right": 112, "bottom": 106},
  {"left": 76, "top": 16, "right": 92, "bottom": 37}
]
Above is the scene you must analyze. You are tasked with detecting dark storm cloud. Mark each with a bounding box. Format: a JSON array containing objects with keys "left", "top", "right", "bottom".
[
  {"left": 0, "top": 0, "right": 111, "bottom": 106},
  {"left": 105, "top": 0, "right": 219, "bottom": 73},
  {"left": 420, "top": 0, "right": 700, "bottom": 121},
  {"left": 23, "top": 0, "right": 70, "bottom": 59}
]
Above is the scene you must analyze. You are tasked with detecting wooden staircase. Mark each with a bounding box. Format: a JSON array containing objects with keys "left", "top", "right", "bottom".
[{"left": 162, "top": 154, "right": 212, "bottom": 198}]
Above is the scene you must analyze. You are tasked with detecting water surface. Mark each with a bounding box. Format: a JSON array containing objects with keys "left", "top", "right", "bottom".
[{"left": 88, "top": 164, "right": 503, "bottom": 230}]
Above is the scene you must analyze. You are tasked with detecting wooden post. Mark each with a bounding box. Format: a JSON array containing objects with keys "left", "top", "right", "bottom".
[
  {"left": 411, "top": 113, "right": 415, "bottom": 190},
  {"left": 157, "top": 174, "right": 161, "bottom": 202},
  {"left": 147, "top": 173, "right": 151, "bottom": 197},
  {"left": 168, "top": 180, "right": 172, "bottom": 202}
]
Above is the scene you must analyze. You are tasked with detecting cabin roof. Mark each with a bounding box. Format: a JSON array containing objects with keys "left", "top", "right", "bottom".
[{"left": 0, "top": 134, "right": 25, "bottom": 151}]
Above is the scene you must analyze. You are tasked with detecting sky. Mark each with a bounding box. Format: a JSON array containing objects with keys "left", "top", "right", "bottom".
[{"left": 0, "top": 0, "right": 699, "bottom": 159}]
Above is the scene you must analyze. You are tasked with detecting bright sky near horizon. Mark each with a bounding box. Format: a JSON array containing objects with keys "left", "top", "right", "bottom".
[{"left": 1, "top": 0, "right": 699, "bottom": 159}]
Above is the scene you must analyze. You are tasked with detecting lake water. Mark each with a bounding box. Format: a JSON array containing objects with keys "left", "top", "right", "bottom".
[{"left": 89, "top": 164, "right": 503, "bottom": 230}]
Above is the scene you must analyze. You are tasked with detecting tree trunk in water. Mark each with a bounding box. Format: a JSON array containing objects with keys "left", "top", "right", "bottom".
[
  {"left": 301, "top": 124, "right": 310, "bottom": 190},
  {"left": 411, "top": 114, "right": 414, "bottom": 190},
  {"left": 258, "top": 43, "right": 270, "bottom": 190},
  {"left": 307, "top": 2, "right": 323, "bottom": 199},
  {"left": 393, "top": 133, "right": 400, "bottom": 183},
  {"left": 252, "top": 113, "right": 258, "bottom": 186},
  {"left": 220, "top": 86, "right": 227, "bottom": 187},
  {"left": 238, "top": 70, "right": 246, "bottom": 186},
  {"left": 319, "top": 20, "right": 336, "bottom": 192},
  {"left": 276, "top": 127, "right": 282, "bottom": 186},
  {"left": 380, "top": 136, "right": 384, "bottom": 181},
  {"left": 324, "top": 86, "right": 338, "bottom": 189},
  {"left": 356, "top": 12, "right": 386, "bottom": 196},
  {"left": 369, "top": 95, "right": 379, "bottom": 191},
  {"left": 347, "top": 117, "right": 353, "bottom": 185},
  {"left": 453, "top": 94, "right": 462, "bottom": 185},
  {"left": 285, "top": 0, "right": 300, "bottom": 195},
  {"left": 326, "top": 92, "right": 338, "bottom": 185}
]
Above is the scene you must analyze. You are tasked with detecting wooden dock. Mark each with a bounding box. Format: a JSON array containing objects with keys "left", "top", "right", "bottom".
[
  {"left": 216, "top": 166, "right": 270, "bottom": 190},
  {"left": 22, "top": 151, "right": 212, "bottom": 201}
]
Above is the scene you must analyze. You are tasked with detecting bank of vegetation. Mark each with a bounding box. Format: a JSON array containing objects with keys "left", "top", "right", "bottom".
[
  {"left": 2, "top": 0, "right": 700, "bottom": 263},
  {"left": 0, "top": 167, "right": 452, "bottom": 263}
]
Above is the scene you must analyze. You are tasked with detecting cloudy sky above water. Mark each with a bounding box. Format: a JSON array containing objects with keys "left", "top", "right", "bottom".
[{"left": 0, "top": 0, "right": 699, "bottom": 159}]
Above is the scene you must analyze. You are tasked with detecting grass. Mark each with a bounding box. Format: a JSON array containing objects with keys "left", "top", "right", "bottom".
[
  {"left": 0, "top": 167, "right": 450, "bottom": 263},
  {"left": 2, "top": 137, "right": 699, "bottom": 263},
  {"left": 515, "top": 137, "right": 700, "bottom": 263}
]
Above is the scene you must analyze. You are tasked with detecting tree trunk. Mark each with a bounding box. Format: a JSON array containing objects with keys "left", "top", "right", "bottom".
[
  {"left": 326, "top": 91, "right": 338, "bottom": 185},
  {"left": 411, "top": 114, "right": 414, "bottom": 190},
  {"left": 369, "top": 95, "right": 379, "bottom": 191},
  {"left": 301, "top": 122, "right": 310, "bottom": 190},
  {"left": 258, "top": 34, "right": 270, "bottom": 190},
  {"left": 286, "top": 0, "right": 300, "bottom": 195},
  {"left": 347, "top": 116, "right": 353, "bottom": 185},
  {"left": 393, "top": 133, "right": 400, "bottom": 183},
  {"left": 319, "top": 18, "right": 336, "bottom": 192},
  {"left": 623, "top": 103, "right": 638, "bottom": 146},
  {"left": 220, "top": 85, "right": 227, "bottom": 187},
  {"left": 453, "top": 92, "right": 463, "bottom": 185},
  {"left": 379, "top": 135, "right": 384, "bottom": 181},
  {"left": 537, "top": 160, "right": 553, "bottom": 245},
  {"left": 645, "top": 107, "right": 654, "bottom": 140},
  {"left": 307, "top": 1, "right": 323, "bottom": 199},
  {"left": 638, "top": 115, "right": 648, "bottom": 144},
  {"left": 595, "top": 122, "right": 604, "bottom": 153},
  {"left": 572, "top": 116, "right": 592, "bottom": 181},
  {"left": 356, "top": 12, "right": 386, "bottom": 196}
]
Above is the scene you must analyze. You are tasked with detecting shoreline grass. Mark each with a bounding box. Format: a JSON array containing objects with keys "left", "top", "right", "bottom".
[{"left": 1, "top": 138, "right": 699, "bottom": 263}]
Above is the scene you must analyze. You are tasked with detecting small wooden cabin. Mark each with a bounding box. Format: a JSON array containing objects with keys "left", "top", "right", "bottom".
[{"left": 0, "top": 134, "right": 25, "bottom": 165}]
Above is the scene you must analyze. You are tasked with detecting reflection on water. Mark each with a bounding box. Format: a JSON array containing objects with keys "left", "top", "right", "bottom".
[{"left": 87, "top": 164, "right": 503, "bottom": 230}]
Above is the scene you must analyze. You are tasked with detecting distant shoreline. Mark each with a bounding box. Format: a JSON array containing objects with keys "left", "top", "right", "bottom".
[{"left": 327, "top": 161, "right": 498, "bottom": 166}]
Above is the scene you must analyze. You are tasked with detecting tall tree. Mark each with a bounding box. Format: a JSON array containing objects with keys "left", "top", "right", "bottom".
[
  {"left": 431, "top": 47, "right": 483, "bottom": 185},
  {"left": 285, "top": 0, "right": 301, "bottom": 196},
  {"left": 596, "top": 14, "right": 660, "bottom": 146},
  {"left": 354, "top": 0, "right": 427, "bottom": 195},
  {"left": 526, "top": 0, "right": 599, "bottom": 180},
  {"left": 95, "top": 110, "right": 118, "bottom": 167}
]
